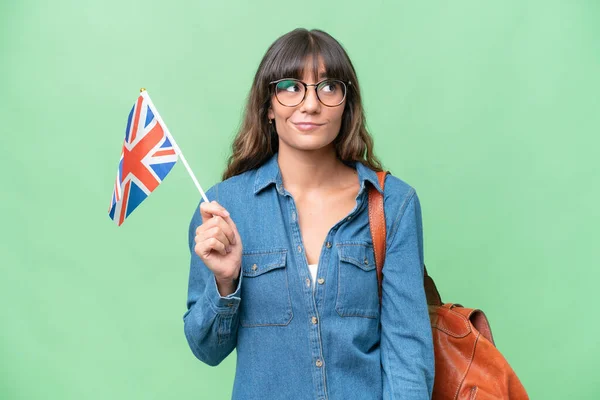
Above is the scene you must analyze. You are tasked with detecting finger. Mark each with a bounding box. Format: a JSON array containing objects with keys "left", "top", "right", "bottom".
[
  {"left": 199, "top": 201, "right": 228, "bottom": 223},
  {"left": 213, "top": 216, "right": 236, "bottom": 246},
  {"left": 223, "top": 214, "right": 240, "bottom": 245},
  {"left": 198, "top": 237, "right": 228, "bottom": 257},
  {"left": 200, "top": 201, "right": 239, "bottom": 245},
  {"left": 194, "top": 225, "right": 209, "bottom": 243},
  {"left": 199, "top": 201, "right": 230, "bottom": 222},
  {"left": 210, "top": 201, "right": 231, "bottom": 218},
  {"left": 203, "top": 203, "right": 237, "bottom": 246},
  {"left": 195, "top": 220, "right": 216, "bottom": 238},
  {"left": 198, "top": 215, "right": 234, "bottom": 244},
  {"left": 204, "top": 226, "right": 231, "bottom": 250},
  {"left": 195, "top": 224, "right": 229, "bottom": 247},
  {"left": 207, "top": 237, "right": 229, "bottom": 256}
]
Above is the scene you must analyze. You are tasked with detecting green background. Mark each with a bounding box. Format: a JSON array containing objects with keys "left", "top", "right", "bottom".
[{"left": 1, "top": 0, "right": 598, "bottom": 398}]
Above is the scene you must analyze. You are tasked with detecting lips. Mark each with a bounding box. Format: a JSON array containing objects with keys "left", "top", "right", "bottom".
[{"left": 292, "top": 121, "right": 325, "bottom": 131}]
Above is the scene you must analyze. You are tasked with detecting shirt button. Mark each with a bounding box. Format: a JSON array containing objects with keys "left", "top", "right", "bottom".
[
  {"left": 297, "top": 245, "right": 302, "bottom": 253},
  {"left": 346, "top": 216, "right": 352, "bottom": 221},
  {"left": 364, "top": 258, "right": 369, "bottom": 265},
  {"left": 311, "top": 316, "right": 318, "bottom": 324},
  {"left": 317, "top": 278, "right": 325, "bottom": 285},
  {"left": 305, "top": 278, "right": 310, "bottom": 287},
  {"left": 316, "top": 359, "right": 323, "bottom": 367},
  {"left": 252, "top": 263, "right": 258, "bottom": 271},
  {"left": 326, "top": 242, "right": 332, "bottom": 248}
]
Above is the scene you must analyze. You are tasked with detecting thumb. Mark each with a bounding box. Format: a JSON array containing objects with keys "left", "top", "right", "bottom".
[{"left": 200, "top": 200, "right": 230, "bottom": 223}]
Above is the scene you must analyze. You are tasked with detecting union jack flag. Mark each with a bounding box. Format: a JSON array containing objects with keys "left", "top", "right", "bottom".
[{"left": 108, "top": 92, "right": 178, "bottom": 226}]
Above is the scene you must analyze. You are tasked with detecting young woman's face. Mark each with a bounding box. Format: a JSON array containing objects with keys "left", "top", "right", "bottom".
[{"left": 267, "top": 58, "right": 346, "bottom": 153}]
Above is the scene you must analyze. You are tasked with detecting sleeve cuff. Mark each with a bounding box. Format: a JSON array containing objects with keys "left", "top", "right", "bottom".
[{"left": 205, "top": 273, "right": 242, "bottom": 315}]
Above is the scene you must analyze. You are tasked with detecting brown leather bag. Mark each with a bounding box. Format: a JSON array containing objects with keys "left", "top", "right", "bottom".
[{"left": 368, "top": 171, "right": 529, "bottom": 400}]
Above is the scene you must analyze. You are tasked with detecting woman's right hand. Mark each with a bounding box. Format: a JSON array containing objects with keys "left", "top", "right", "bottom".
[{"left": 194, "top": 201, "right": 243, "bottom": 296}]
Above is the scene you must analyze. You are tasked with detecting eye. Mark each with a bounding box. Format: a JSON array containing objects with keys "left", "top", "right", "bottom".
[
  {"left": 319, "top": 80, "right": 339, "bottom": 93},
  {"left": 278, "top": 80, "right": 301, "bottom": 92}
]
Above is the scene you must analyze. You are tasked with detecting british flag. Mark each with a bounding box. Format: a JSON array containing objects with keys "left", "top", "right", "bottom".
[{"left": 108, "top": 92, "right": 178, "bottom": 226}]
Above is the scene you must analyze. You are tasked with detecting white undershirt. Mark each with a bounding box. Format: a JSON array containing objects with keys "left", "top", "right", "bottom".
[{"left": 308, "top": 263, "right": 318, "bottom": 290}]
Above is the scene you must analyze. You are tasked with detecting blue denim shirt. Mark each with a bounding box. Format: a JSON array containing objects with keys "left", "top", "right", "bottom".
[{"left": 183, "top": 153, "right": 434, "bottom": 399}]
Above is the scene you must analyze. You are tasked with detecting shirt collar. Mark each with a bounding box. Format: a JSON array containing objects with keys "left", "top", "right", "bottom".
[{"left": 253, "top": 153, "right": 384, "bottom": 195}]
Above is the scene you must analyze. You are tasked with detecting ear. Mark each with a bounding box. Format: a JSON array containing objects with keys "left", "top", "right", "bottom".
[{"left": 267, "top": 107, "right": 274, "bottom": 120}]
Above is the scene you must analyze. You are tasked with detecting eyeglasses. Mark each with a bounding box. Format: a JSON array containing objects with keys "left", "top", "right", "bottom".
[{"left": 269, "top": 78, "right": 351, "bottom": 107}]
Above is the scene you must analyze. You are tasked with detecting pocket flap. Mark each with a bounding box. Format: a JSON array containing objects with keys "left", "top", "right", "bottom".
[
  {"left": 242, "top": 249, "right": 287, "bottom": 277},
  {"left": 338, "top": 243, "right": 375, "bottom": 271}
]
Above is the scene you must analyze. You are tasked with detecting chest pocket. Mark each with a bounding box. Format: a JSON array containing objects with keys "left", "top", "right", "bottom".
[
  {"left": 335, "top": 242, "right": 379, "bottom": 319},
  {"left": 239, "top": 249, "right": 293, "bottom": 327}
]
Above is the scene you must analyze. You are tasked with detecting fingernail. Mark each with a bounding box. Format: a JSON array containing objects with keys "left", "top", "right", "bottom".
[
  {"left": 226, "top": 246, "right": 231, "bottom": 253},
  {"left": 223, "top": 210, "right": 230, "bottom": 217}
]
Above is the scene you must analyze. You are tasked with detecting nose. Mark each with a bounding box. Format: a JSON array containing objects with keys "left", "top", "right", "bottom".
[{"left": 301, "top": 85, "right": 321, "bottom": 113}]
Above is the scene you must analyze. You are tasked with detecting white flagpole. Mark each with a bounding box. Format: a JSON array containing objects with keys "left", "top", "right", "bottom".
[{"left": 140, "top": 89, "right": 209, "bottom": 204}]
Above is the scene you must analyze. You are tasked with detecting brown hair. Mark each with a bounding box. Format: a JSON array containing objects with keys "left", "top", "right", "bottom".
[{"left": 222, "top": 28, "right": 382, "bottom": 180}]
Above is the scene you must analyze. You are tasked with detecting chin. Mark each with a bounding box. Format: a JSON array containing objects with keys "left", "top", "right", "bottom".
[
  {"left": 285, "top": 138, "right": 335, "bottom": 153},
  {"left": 278, "top": 129, "right": 338, "bottom": 150}
]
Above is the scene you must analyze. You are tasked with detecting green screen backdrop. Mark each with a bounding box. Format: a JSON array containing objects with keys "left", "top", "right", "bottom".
[{"left": 1, "top": 0, "right": 598, "bottom": 399}]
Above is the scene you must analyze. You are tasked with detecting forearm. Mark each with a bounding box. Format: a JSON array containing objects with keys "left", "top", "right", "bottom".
[
  {"left": 183, "top": 274, "right": 242, "bottom": 366},
  {"left": 216, "top": 273, "right": 240, "bottom": 297},
  {"left": 381, "top": 190, "right": 435, "bottom": 399}
]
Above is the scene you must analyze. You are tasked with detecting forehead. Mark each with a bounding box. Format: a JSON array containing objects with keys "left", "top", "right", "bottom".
[
  {"left": 275, "top": 55, "right": 330, "bottom": 81},
  {"left": 301, "top": 60, "right": 327, "bottom": 81}
]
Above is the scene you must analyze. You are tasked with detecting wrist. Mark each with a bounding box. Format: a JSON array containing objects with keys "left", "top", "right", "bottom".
[
  {"left": 215, "top": 270, "right": 240, "bottom": 296},
  {"left": 215, "top": 268, "right": 240, "bottom": 285}
]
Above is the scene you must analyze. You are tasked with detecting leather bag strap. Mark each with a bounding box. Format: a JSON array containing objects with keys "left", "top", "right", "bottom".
[
  {"left": 368, "top": 171, "right": 388, "bottom": 302},
  {"left": 368, "top": 171, "right": 443, "bottom": 306}
]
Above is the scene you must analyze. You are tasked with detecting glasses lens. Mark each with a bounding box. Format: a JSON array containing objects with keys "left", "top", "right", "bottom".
[
  {"left": 275, "top": 80, "right": 305, "bottom": 106},
  {"left": 317, "top": 80, "right": 346, "bottom": 106}
]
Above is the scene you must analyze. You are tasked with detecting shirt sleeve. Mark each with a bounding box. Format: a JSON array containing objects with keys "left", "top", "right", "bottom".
[
  {"left": 182, "top": 184, "right": 243, "bottom": 366},
  {"left": 381, "top": 189, "right": 435, "bottom": 399}
]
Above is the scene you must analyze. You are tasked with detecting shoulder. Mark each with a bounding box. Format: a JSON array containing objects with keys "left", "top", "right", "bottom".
[
  {"left": 382, "top": 173, "right": 418, "bottom": 212},
  {"left": 195, "top": 168, "right": 263, "bottom": 219},
  {"left": 188, "top": 168, "right": 259, "bottom": 239},
  {"left": 209, "top": 168, "right": 259, "bottom": 202},
  {"left": 380, "top": 173, "right": 422, "bottom": 241},
  {"left": 190, "top": 168, "right": 258, "bottom": 215}
]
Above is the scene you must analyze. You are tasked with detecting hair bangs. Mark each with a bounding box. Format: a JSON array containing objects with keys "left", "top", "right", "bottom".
[
  {"left": 265, "top": 31, "right": 351, "bottom": 83},
  {"left": 266, "top": 38, "right": 314, "bottom": 82},
  {"left": 318, "top": 43, "right": 353, "bottom": 83}
]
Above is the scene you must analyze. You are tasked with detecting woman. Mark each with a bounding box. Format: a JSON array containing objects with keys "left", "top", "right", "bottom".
[{"left": 183, "top": 28, "right": 434, "bottom": 399}]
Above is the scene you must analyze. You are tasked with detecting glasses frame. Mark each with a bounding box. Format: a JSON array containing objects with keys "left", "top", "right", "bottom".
[{"left": 269, "top": 78, "right": 352, "bottom": 107}]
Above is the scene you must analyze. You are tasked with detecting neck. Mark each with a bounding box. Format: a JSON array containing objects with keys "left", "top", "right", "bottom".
[{"left": 277, "top": 144, "right": 344, "bottom": 191}]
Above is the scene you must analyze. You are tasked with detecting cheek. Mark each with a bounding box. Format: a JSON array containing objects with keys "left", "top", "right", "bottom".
[
  {"left": 272, "top": 105, "right": 294, "bottom": 122},
  {"left": 330, "top": 107, "right": 346, "bottom": 126}
]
